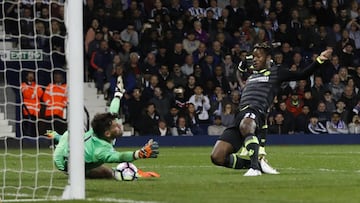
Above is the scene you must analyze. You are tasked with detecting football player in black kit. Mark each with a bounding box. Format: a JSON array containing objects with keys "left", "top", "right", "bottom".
[{"left": 210, "top": 43, "right": 333, "bottom": 176}]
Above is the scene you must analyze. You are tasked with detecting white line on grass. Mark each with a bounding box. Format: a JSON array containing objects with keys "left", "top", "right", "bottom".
[{"left": 1, "top": 195, "right": 159, "bottom": 203}]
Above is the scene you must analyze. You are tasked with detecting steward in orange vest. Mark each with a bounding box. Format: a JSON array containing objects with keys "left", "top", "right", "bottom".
[
  {"left": 21, "top": 72, "right": 44, "bottom": 117},
  {"left": 43, "top": 72, "right": 67, "bottom": 119}
]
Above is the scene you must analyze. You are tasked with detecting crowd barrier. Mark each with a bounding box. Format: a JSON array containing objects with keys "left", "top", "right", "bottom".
[{"left": 114, "top": 134, "right": 360, "bottom": 147}]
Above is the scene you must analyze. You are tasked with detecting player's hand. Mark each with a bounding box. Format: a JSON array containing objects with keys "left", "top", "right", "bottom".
[
  {"left": 135, "top": 139, "right": 159, "bottom": 159},
  {"left": 318, "top": 48, "right": 333, "bottom": 61}
]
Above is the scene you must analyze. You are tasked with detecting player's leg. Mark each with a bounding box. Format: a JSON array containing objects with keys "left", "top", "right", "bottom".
[
  {"left": 256, "top": 124, "right": 280, "bottom": 174},
  {"left": 86, "top": 165, "right": 113, "bottom": 179},
  {"left": 239, "top": 116, "right": 262, "bottom": 176},
  {"left": 210, "top": 127, "right": 250, "bottom": 169}
]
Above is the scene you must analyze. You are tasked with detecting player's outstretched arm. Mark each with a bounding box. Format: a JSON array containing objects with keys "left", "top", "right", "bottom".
[{"left": 134, "top": 139, "right": 159, "bottom": 159}]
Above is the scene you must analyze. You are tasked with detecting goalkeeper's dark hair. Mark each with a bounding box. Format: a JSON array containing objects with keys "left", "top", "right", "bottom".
[
  {"left": 91, "top": 112, "right": 118, "bottom": 138},
  {"left": 253, "top": 42, "right": 271, "bottom": 56}
]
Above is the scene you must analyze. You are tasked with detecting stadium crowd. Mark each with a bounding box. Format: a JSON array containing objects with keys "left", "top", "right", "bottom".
[{"left": 9, "top": 0, "right": 360, "bottom": 136}]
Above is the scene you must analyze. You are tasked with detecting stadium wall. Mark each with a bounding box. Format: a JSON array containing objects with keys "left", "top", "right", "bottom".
[{"left": 115, "top": 134, "right": 360, "bottom": 147}]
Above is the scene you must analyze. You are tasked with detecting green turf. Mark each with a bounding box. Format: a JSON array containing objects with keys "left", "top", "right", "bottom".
[{"left": 1, "top": 145, "right": 360, "bottom": 203}]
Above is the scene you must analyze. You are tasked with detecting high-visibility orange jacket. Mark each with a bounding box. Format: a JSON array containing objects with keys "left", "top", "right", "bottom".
[
  {"left": 21, "top": 82, "right": 44, "bottom": 117},
  {"left": 43, "top": 83, "right": 67, "bottom": 118}
]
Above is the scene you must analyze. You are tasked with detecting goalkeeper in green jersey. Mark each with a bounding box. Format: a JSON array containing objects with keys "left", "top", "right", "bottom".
[{"left": 50, "top": 77, "right": 159, "bottom": 179}]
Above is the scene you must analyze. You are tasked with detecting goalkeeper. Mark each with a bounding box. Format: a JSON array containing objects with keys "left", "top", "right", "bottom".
[{"left": 50, "top": 78, "right": 159, "bottom": 179}]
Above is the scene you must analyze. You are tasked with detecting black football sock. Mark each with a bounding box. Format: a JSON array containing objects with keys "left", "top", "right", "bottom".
[
  {"left": 244, "top": 134, "right": 260, "bottom": 170},
  {"left": 224, "top": 153, "right": 251, "bottom": 169},
  {"left": 259, "top": 124, "right": 267, "bottom": 148}
]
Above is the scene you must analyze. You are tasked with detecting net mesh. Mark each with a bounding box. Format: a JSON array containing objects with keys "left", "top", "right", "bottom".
[{"left": 0, "top": 1, "right": 68, "bottom": 201}]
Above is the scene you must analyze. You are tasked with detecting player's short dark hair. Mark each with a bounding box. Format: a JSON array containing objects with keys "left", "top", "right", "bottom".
[
  {"left": 91, "top": 112, "right": 117, "bottom": 138},
  {"left": 253, "top": 43, "right": 271, "bottom": 56}
]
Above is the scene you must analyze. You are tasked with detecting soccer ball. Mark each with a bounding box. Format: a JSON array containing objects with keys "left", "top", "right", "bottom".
[{"left": 114, "top": 162, "right": 138, "bottom": 181}]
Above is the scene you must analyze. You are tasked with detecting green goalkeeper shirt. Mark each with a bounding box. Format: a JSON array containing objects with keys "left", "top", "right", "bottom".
[{"left": 53, "top": 97, "right": 135, "bottom": 172}]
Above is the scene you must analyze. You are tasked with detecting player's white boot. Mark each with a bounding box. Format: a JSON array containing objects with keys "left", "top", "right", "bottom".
[
  {"left": 259, "top": 157, "right": 280, "bottom": 175},
  {"left": 243, "top": 168, "right": 262, "bottom": 177}
]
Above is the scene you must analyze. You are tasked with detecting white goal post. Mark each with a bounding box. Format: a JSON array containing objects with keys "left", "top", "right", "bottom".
[
  {"left": 64, "top": 0, "right": 85, "bottom": 200},
  {"left": 0, "top": 0, "right": 85, "bottom": 201}
]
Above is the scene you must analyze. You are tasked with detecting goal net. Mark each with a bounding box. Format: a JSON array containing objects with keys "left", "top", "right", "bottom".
[{"left": 0, "top": 1, "right": 85, "bottom": 201}]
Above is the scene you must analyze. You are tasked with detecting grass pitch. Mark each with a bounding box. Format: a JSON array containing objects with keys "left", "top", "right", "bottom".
[{"left": 1, "top": 145, "right": 360, "bottom": 203}]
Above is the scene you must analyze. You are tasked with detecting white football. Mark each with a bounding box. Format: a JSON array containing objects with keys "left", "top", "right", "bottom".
[{"left": 114, "top": 162, "right": 138, "bottom": 181}]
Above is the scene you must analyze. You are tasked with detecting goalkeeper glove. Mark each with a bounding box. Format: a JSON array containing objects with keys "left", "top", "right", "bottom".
[
  {"left": 114, "top": 76, "right": 125, "bottom": 98},
  {"left": 134, "top": 139, "right": 159, "bottom": 159}
]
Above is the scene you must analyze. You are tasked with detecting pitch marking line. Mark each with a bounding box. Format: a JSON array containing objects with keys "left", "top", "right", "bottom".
[{"left": 1, "top": 195, "right": 159, "bottom": 203}]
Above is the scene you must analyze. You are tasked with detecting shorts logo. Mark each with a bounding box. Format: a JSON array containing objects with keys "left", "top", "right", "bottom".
[{"left": 244, "top": 113, "right": 256, "bottom": 119}]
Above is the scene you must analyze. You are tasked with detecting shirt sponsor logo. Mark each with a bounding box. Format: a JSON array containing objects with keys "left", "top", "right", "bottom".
[{"left": 248, "top": 76, "right": 269, "bottom": 82}]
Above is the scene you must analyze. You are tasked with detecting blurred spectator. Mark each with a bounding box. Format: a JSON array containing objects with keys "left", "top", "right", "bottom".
[
  {"left": 339, "top": 85, "right": 359, "bottom": 112},
  {"left": 157, "top": 64, "right": 171, "bottom": 90},
  {"left": 21, "top": 71, "right": 44, "bottom": 137},
  {"left": 183, "top": 31, "right": 201, "bottom": 55},
  {"left": 201, "top": 9, "right": 217, "bottom": 33},
  {"left": 155, "top": 119, "right": 172, "bottom": 136},
  {"left": 285, "top": 90, "right": 304, "bottom": 117},
  {"left": 108, "top": 30, "right": 123, "bottom": 53},
  {"left": 168, "top": 0, "right": 185, "bottom": 21},
  {"left": 323, "top": 90, "right": 337, "bottom": 113},
  {"left": 220, "top": 103, "right": 235, "bottom": 128},
  {"left": 126, "top": 52, "right": 143, "bottom": 87},
  {"left": 206, "top": 0, "right": 222, "bottom": 20},
  {"left": 184, "top": 75, "right": 197, "bottom": 100},
  {"left": 150, "top": 0, "right": 169, "bottom": 18},
  {"left": 90, "top": 40, "right": 114, "bottom": 94},
  {"left": 193, "top": 20, "right": 209, "bottom": 44},
  {"left": 138, "top": 102, "right": 161, "bottom": 135},
  {"left": 149, "top": 86, "right": 171, "bottom": 119},
  {"left": 348, "top": 78, "right": 359, "bottom": 95},
  {"left": 105, "top": 55, "right": 122, "bottom": 97},
  {"left": 338, "top": 67, "right": 352, "bottom": 85},
  {"left": 143, "top": 52, "right": 159, "bottom": 75},
  {"left": 346, "top": 18, "right": 360, "bottom": 57},
  {"left": 225, "top": 89, "right": 241, "bottom": 111},
  {"left": 165, "top": 106, "right": 180, "bottom": 129},
  {"left": 85, "top": 18, "right": 100, "bottom": 56},
  {"left": 336, "top": 29, "right": 355, "bottom": 55},
  {"left": 125, "top": 87, "right": 146, "bottom": 134},
  {"left": 306, "top": 112, "right": 328, "bottom": 134},
  {"left": 142, "top": 74, "right": 159, "bottom": 101},
  {"left": 181, "top": 54, "right": 195, "bottom": 76},
  {"left": 173, "top": 86, "right": 188, "bottom": 114},
  {"left": 184, "top": 103, "right": 205, "bottom": 135},
  {"left": 225, "top": 0, "right": 245, "bottom": 33},
  {"left": 268, "top": 113, "right": 292, "bottom": 135},
  {"left": 119, "top": 42, "right": 133, "bottom": 65},
  {"left": 327, "top": 73, "right": 346, "bottom": 101},
  {"left": 339, "top": 43, "right": 356, "bottom": 67},
  {"left": 209, "top": 86, "right": 226, "bottom": 116},
  {"left": 274, "top": 101, "right": 295, "bottom": 133},
  {"left": 171, "top": 64, "right": 187, "bottom": 87},
  {"left": 207, "top": 115, "right": 226, "bottom": 136},
  {"left": 172, "top": 116, "right": 193, "bottom": 136},
  {"left": 295, "top": 105, "right": 311, "bottom": 133},
  {"left": 169, "top": 42, "right": 187, "bottom": 69},
  {"left": 315, "top": 101, "right": 331, "bottom": 125},
  {"left": 172, "top": 19, "right": 187, "bottom": 41},
  {"left": 326, "top": 111, "right": 349, "bottom": 134},
  {"left": 41, "top": 71, "right": 67, "bottom": 135},
  {"left": 335, "top": 99, "right": 350, "bottom": 124},
  {"left": 303, "top": 90, "right": 316, "bottom": 111},
  {"left": 188, "top": 85, "right": 211, "bottom": 123},
  {"left": 348, "top": 114, "right": 360, "bottom": 134},
  {"left": 120, "top": 23, "right": 139, "bottom": 47},
  {"left": 188, "top": 0, "right": 205, "bottom": 19},
  {"left": 311, "top": 75, "right": 327, "bottom": 106}
]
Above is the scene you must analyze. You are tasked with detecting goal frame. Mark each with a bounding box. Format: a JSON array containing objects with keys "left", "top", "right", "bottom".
[{"left": 63, "top": 0, "right": 85, "bottom": 199}]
